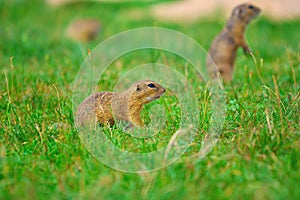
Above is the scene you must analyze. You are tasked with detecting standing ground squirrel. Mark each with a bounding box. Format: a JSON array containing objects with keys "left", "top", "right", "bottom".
[
  {"left": 76, "top": 80, "right": 166, "bottom": 127},
  {"left": 207, "top": 3, "right": 261, "bottom": 82}
]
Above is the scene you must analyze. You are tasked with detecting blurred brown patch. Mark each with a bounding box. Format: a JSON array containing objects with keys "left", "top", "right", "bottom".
[
  {"left": 65, "top": 19, "right": 101, "bottom": 42},
  {"left": 151, "top": 0, "right": 300, "bottom": 22}
]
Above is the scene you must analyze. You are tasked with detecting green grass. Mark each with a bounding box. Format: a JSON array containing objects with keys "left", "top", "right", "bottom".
[{"left": 1, "top": 0, "right": 300, "bottom": 199}]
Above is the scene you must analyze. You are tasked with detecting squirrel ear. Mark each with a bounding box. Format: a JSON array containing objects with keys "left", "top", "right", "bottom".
[
  {"left": 136, "top": 85, "right": 141, "bottom": 91},
  {"left": 232, "top": 8, "right": 238, "bottom": 17},
  {"left": 233, "top": 8, "right": 242, "bottom": 16}
]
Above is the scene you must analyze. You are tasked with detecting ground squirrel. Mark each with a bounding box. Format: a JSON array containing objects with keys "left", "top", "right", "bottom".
[
  {"left": 207, "top": 3, "right": 261, "bottom": 82},
  {"left": 76, "top": 80, "right": 166, "bottom": 127}
]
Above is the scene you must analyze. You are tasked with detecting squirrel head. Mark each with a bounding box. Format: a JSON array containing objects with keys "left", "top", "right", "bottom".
[
  {"left": 129, "top": 80, "right": 166, "bottom": 104},
  {"left": 231, "top": 3, "right": 261, "bottom": 24}
]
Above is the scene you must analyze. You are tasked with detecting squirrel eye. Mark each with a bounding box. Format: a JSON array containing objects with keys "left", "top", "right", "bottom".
[
  {"left": 147, "top": 83, "right": 156, "bottom": 88},
  {"left": 248, "top": 5, "right": 254, "bottom": 9}
]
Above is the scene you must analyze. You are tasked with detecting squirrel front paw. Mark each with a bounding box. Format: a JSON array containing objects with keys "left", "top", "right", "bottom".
[{"left": 243, "top": 46, "right": 253, "bottom": 55}]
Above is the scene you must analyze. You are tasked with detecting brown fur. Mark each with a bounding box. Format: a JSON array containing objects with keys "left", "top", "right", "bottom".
[
  {"left": 207, "top": 3, "right": 261, "bottom": 83},
  {"left": 76, "top": 80, "right": 166, "bottom": 127}
]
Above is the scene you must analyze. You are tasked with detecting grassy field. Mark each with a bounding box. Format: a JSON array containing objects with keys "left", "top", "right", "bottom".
[{"left": 1, "top": 1, "right": 300, "bottom": 199}]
